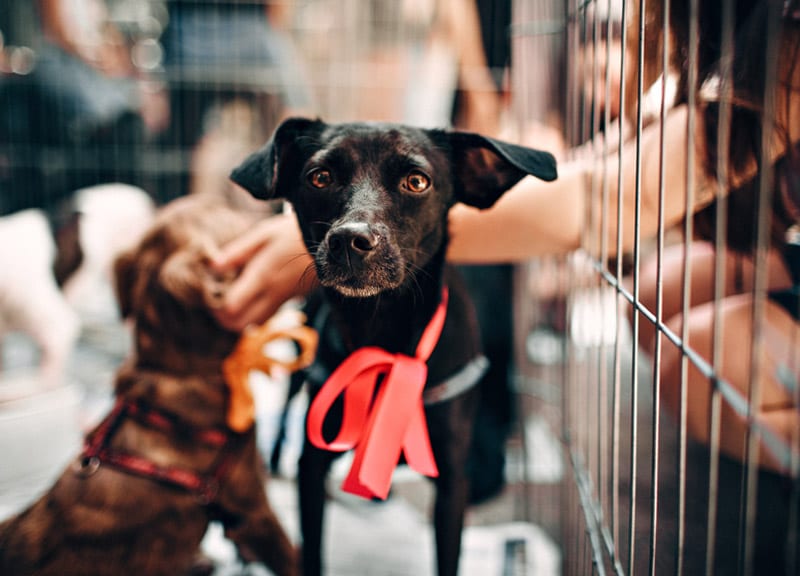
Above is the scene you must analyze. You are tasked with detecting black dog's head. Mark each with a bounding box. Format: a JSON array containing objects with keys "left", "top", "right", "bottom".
[{"left": 231, "top": 118, "right": 557, "bottom": 298}]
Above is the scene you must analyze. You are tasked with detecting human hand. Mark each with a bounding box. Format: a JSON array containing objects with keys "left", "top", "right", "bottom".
[{"left": 210, "top": 212, "right": 317, "bottom": 331}]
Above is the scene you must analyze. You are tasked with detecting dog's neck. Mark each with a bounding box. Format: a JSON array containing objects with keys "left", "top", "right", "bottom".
[
  {"left": 113, "top": 359, "right": 229, "bottom": 429},
  {"left": 131, "top": 329, "right": 237, "bottom": 379},
  {"left": 134, "top": 350, "right": 228, "bottom": 378},
  {"left": 324, "top": 253, "right": 446, "bottom": 355}
]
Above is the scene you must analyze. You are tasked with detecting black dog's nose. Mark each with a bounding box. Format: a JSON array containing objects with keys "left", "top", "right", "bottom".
[{"left": 327, "top": 223, "right": 379, "bottom": 262}]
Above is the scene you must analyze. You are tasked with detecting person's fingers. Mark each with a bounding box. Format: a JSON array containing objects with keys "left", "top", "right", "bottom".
[
  {"left": 226, "top": 247, "right": 279, "bottom": 311},
  {"left": 215, "top": 255, "right": 316, "bottom": 331},
  {"left": 210, "top": 216, "right": 286, "bottom": 272},
  {"left": 210, "top": 212, "right": 317, "bottom": 331},
  {"left": 214, "top": 289, "right": 281, "bottom": 332},
  {"left": 212, "top": 248, "right": 280, "bottom": 329},
  {"left": 210, "top": 226, "right": 271, "bottom": 271},
  {"left": 214, "top": 252, "right": 316, "bottom": 331}
]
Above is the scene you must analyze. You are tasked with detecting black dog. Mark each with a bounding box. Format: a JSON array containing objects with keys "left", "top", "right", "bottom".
[{"left": 231, "top": 118, "right": 556, "bottom": 576}]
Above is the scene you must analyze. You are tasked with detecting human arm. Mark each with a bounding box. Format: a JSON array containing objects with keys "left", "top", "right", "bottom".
[
  {"left": 441, "top": 0, "right": 503, "bottom": 136},
  {"left": 447, "top": 161, "right": 586, "bottom": 263},
  {"left": 448, "top": 103, "right": 715, "bottom": 263},
  {"left": 38, "top": 0, "right": 129, "bottom": 74},
  {"left": 38, "top": 0, "right": 90, "bottom": 58},
  {"left": 265, "top": 1, "right": 294, "bottom": 29}
]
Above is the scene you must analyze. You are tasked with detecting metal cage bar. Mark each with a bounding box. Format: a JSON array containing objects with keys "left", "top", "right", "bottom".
[{"left": 512, "top": 0, "right": 800, "bottom": 574}]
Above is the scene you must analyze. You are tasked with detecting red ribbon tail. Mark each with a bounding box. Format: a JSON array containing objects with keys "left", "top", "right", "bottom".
[
  {"left": 403, "top": 400, "right": 439, "bottom": 478},
  {"left": 340, "top": 382, "right": 399, "bottom": 499},
  {"left": 341, "top": 467, "right": 379, "bottom": 499},
  {"left": 340, "top": 358, "right": 430, "bottom": 499}
]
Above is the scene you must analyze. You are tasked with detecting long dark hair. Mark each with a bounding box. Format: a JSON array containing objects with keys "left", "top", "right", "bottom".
[{"left": 684, "top": 0, "right": 800, "bottom": 253}]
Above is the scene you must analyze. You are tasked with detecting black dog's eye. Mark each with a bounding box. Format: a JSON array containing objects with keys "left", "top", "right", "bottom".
[
  {"left": 308, "top": 168, "right": 332, "bottom": 189},
  {"left": 403, "top": 170, "right": 431, "bottom": 194}
]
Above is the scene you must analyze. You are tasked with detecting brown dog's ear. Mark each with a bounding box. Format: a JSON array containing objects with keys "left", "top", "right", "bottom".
[
  {"left": 159, "top": 249, "right": 207, "bottom": 308},
  {"left": 230, "top": 116, "right": 326, "bottom": 200},
  {"left": 113, "top": 249, "right": 137, "bottom": 318},
  {"left": 443, "top": 131, "right": 558, "bottom": 209}
]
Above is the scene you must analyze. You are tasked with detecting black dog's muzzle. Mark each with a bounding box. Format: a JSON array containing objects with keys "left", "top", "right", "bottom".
[{"left": 326, "top": 221, "right": 381, "bottom": 266}]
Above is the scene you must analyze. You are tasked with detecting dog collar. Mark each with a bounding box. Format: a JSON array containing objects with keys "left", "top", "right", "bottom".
[
  {"left": 75, "top": 398, "right": 242, "bottom": 505},
  {"left": 423, "top": 354, "right": 489, "bottom": 405},
  {"left": 305, "top": 288, "right": 449, "bottom": 500}
]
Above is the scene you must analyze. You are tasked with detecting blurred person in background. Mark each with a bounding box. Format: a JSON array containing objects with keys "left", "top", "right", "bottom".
[
  {"left": 450, "top": 0, "right": 514, "bottom": 504},
  {"left": 159, "top": 0, "right": 315, "bottom": 203},
  {"left": 0, "top": 0, "right": 166, "bottom": 215}
]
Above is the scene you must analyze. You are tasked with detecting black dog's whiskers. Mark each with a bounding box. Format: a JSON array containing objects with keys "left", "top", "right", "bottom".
[
  {"left": 280, "top": 247, "right": 319, "bottom": 289},
  {"left": 303, "top": 239, "right": 323, "bottom": 258},
  {"left": 367, "top": 293, "right": 383, "bottom": 326},
  {"left": 402, "top": 261, "right": 429, "bottom": 307},
  {"left": 310, "top": 220, "right": 333, "bottom": 231},
  {"left": 299, "top": 261, "right": 319, "bottom": 287}
]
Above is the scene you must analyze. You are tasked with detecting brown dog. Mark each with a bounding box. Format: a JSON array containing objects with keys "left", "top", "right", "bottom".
[{"left": 0, "top": 195, "right": 298, "bottom": 576}]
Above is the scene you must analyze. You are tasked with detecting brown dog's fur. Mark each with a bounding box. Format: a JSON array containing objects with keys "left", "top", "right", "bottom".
[{"left": 0, "top": 195, "right": 296, "bottom": 576}]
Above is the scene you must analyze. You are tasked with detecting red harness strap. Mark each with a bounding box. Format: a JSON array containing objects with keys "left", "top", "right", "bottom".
[{"left": 77, "top": 399, "right": 243, "bottom": 504}]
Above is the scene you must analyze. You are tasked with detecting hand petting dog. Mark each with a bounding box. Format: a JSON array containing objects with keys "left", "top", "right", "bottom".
[{"left": 211, "top": 213, "right": 315, "bottom": 331}]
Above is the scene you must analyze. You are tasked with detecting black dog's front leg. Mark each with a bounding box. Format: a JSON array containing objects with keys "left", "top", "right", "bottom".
[
  {"left": 427, "top": 390, "right": 479, "bottom": 576},
  {"left": 298, "top": 438, "right": 336, "bottom": 576},
  {"left": 432, "top": 470, "right": 470, "bottom": 576}
]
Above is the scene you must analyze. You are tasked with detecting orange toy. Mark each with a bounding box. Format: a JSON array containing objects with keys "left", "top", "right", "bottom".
[{"left": 223, "top": 310, "right": 318, "bottom": 432}]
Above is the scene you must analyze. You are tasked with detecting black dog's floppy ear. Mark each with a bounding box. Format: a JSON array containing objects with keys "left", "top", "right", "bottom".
[
  {"left": 445, "top": 132, "right": 558, "bottom": 209},
  {"left": 231, "top": 117, "right": 325, "bottom": 200}
]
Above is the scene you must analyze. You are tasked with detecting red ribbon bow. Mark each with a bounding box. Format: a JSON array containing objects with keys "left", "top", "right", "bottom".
[{"left": 306, "top": 288, "right": 449, "bottom": 500}]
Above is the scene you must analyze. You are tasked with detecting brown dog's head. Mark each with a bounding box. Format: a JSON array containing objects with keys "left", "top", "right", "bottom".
[
  {"left": 113, "top": 194, "right": 254, "bottom": 368},
  {"left": 230, "top": 118, "right": 557, "bottom": 299}
]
